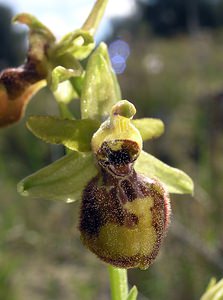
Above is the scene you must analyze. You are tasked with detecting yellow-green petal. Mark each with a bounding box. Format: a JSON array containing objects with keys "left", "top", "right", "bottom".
[
  {"left": 17, "top": 151, "right": 98, "bottom": 202},
  {"left": 135, "top": 151, "right": 194, "bottom": 194},
  {"left": 132, "top": 118, "right": 164, "bottom": 141},
  {"left": 27, "top": 116, "right": 100, "bottom": 152}
]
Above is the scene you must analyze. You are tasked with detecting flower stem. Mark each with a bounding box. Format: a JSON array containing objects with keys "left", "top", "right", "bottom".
[
  {"left": 58, "top": 102, "right": 74, "bottom": 119},
  {"left": 108, "top": 265, "right": 128, "bottom": 300}
]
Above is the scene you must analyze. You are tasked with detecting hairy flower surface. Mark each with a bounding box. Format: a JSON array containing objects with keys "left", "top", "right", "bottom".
[{"left": 80, "top": 105, "right": 171, "bottom": 269}]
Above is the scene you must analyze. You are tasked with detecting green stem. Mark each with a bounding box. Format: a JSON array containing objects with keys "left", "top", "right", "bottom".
[
  {"left": 108, "top": 265, "right": 128, "bottom": 300},
  {"left": 58, "top": 102, "right": 74, "bottom": 119}
]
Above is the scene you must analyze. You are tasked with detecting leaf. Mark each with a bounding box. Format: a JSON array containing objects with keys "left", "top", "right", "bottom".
[
  {"left": 135, "top": 151, "right": 194, "bottom": 194},
  {"left": 126, "top": 286, "right": 138, "bottom": 300},
  {"left": 132, "top": 118, "right": 164, "bottom": 141},
  {"left": 82, "top": 0, "right": 109, "bottom": 35},
  {"left": 201, "top": 278, "right": 223, "bottom": 300},
  {"left": 27, "top": 116, "right": 100, "bottom": 152},
  {"left": 81, "top": 43, "right": 121, "bottom": 120},
  {"left": 17, "top": 151, "right": 98, "bottom": 202}
]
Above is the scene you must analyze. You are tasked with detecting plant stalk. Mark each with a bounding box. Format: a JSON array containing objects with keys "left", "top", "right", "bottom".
[{"left": 108, "top": 265, "right": 128, "bottom": 300}]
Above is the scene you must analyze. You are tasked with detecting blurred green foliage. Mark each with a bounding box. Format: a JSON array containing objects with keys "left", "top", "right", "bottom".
[{"left": 1, "top": 2, "right": 223, "bottom": 300}]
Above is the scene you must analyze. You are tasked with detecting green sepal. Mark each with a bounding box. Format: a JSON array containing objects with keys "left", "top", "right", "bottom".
[
  {"left": 135, "top": 151, "right": 194, "bottom": 194},
  {"left": 27, "top": 116, "right": 100, "bottom": 152},
  {"left": 17, "top": 151, "right": 98, "bottom": 202},
  {"left": 81, "top": 43, "right": 121, "bottom": 120},
  {"left": 132, "top": 118, "right": 164, "bottom": 141},
  {"left": 126, "top": 286, "right": 138, "bottom": 300},
  {"left": 82, "top": 0, "right": 109, "bottom": 35},
  {"left": 201, "top": 278, "right": 223, "bottom": 300},
  {"left": 54, "top": 30, "right": 95, "bottom": 60}
]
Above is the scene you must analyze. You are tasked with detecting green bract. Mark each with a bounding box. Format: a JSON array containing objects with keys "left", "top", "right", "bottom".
[
  {"left": 81, "top": 43, "right": 121, "bottom": 120},
  {"left": 81, "top": 0, "right": 108, "bottom": 35}
]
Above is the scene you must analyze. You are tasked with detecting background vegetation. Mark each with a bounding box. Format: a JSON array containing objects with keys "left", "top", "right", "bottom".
[{"left": 1, "top": 0, "right": 223, "bottom": 299}]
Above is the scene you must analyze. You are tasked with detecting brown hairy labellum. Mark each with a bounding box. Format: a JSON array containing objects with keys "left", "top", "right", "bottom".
[{"left": 79, "top": 138, "right": 171, "bottom": 269}]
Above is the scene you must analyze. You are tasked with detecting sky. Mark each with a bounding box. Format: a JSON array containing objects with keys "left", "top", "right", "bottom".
[{"left": 0, "top": 0, "right": 137, "bottom": 40}]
